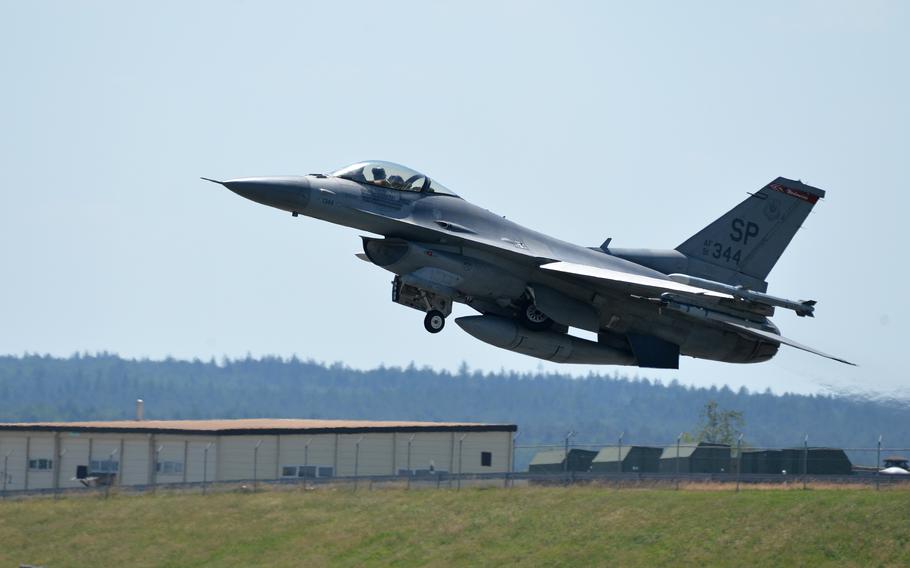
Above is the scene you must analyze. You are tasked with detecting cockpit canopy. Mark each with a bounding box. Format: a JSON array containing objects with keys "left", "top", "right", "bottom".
[{"left": 331, "top": 161, "right": 458, "bottom": 197}]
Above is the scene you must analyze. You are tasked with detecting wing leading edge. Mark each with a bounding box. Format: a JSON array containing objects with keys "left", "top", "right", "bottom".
[{"left": 540, "top": 261, "right": 733, "bottom": 300}]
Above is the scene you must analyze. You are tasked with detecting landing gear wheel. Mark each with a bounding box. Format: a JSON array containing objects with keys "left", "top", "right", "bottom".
[
  {"left": 424, "top": 310, "right": 446, "bottom": 334},
  {"left": 519, "top": 302, "right": 553, "bottom": 331}
]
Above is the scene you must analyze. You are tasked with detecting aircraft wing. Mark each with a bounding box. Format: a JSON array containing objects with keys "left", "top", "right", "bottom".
[
  {"left": 539, "top": 261, "right": 733, "bottom": 300},
  {"left": 356, "top": 210, "right": 735, "bottom": 303},
  {"left": 719, "top": 321, "right": 856, "bottom": 366}
]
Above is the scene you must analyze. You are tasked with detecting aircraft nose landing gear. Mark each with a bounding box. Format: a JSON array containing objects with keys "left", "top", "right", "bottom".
[{"left": 424, "top": 310, "right": 446, "bottom": 333}]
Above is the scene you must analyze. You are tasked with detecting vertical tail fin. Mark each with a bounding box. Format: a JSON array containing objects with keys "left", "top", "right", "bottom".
[{"left": 675, "top": 177, "right": 824, "bottom": 287}]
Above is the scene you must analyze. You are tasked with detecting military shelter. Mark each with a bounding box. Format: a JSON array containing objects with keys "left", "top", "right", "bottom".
[
  {"left": 590, "top": 446, "right": 662, "bottom": 473},
  {"left": 779, "top": 448, "right": 852, "bottom": 475},
  {"left": 528, "top": 449, "right": 598, "bottom": 474},
  {"left": 659, "top": 443, "right": 731, "bottom": 474},
  {"left": 739, "top": 449, "right": 784, "bottom": 474}
]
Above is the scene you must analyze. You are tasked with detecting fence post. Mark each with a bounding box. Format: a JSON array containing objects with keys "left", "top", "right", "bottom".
[
  {"left": 354, "top": 436, "right": 363, "bottom": 492},
  {"left": 675, "top": 433, "right": 682, "bottom": 491},
  {"left": 509, "top": 432, "right": 520, "bottom": 489},
  {"left": 203, "top": 443, "right": 212, "bottom": 495},
  {"left": 802, "top": 434, "right": 809, "bottom": 490},
  {"left": 2, "top": 451, "right": 10, "bottom": 498},
  {"left": 457, "top": 434, "right": 467, "bottom": 491},
  {"left": 564, "top": 431, "right": 576, "bottom": 485},
  {"left": 735, "top": 434, "right": 743, "bottom": 493},
  {"left": 304, "top": 438, "right": 311, "bottom": 485},
  {"left": 406, "top": 434, "right": 414, "bottom": 490},
  {"left": 618, "top": 431, "right": 624, "bottom": 476},
  {"left": 253, "top": 439, "right": 262, "bottom": 491},
  {"left": 153, "top": 445, "right": 162, "bottom": 494},
  {"left": 105, "top": 448, "right": 118, "bottom": 499},
  {"left": 55, "top": 449, "right": 66, "bottom": 500},
  {"left": 876, "top": 435, "right": 882, "bottom": 491}
]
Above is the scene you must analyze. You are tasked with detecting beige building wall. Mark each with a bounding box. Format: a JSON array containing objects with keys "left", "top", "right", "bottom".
[
  {"left": 1, "top": 427, "right": 514, "bottom": 489},
  {"left": 121, "top": 438, "right": 151, "bottom": 486},
  {"left": 279, "top": 434, "right": 336, "bottom": 477},
  {"left": 26, "top": 435, "right": 56, "bottom": 490},
  {"left": 0, "top": 435, "right": 28, "bottom": 491},
  {"left": 217, "top": 436, "right": 279, "bottom": 481},
  {"left": 58, "top": 435, "right": 90, "bottom": 489},
  {"left": 457, "top": 431, "right": 512, "bottom": 473},
  {"left": 394, "top": 432, "right": 456, "bottom": 473},
  {"left": 184, "top": 438, "right": 217, "bottom": 483},
  {"left": 336, "top": 433, "right": 394, "bottom": 477}
]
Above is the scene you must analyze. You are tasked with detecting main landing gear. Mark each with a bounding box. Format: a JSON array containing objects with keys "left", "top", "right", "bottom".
[
  {"left": 518, "top": 301, "right": 553, "bottom": 331},
  {"left": 424, "top": 310, "right": 446, "bottom": 333}
]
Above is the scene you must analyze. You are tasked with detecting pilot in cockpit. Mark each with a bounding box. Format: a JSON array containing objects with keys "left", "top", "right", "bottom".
[{"left": 371, "top": 166, "right": 388, "bottom": 187}]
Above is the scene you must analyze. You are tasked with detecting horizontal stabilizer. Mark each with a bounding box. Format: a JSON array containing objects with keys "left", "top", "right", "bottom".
[
  {"left": 720, "top": 321, "right": 855, "bottom": 366},
  {"left": 540, "top": 261, "right": 733, "bottom": 300}
]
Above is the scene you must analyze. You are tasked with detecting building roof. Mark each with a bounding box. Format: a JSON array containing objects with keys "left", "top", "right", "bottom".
[
  {"left": 0, "top": 418, "right": 517, "bottom": 436},
  {"left": 528, "top": 448, "right": 597, "bottom": 466},
  {"left": 659, "top": 443, "right": 730, "bottom": 460},
  {"left": 529, "top": 450, "right": 569, "bottom": 466},
  {"left": 593, "top": 446, "right": 633, "bottom": 463},
  {"left": 660, "top": 445, "right": 698, "bottom": 459}
]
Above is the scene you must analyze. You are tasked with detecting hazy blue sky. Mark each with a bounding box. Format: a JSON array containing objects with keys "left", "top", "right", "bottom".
[{"left": 1, "top": 1, "right": 907, "bottom": 397}]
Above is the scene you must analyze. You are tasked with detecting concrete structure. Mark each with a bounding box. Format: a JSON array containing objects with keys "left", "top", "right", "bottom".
[
  {"left": 0, "top": 419, "right": 516, "bottom": 492},
  {"left": 590, "top": 446, "right": 662, "bottom": 473},
  {"left": 659, "top": 443, "right": 731, "bottom": 474},
  {"left": 527, "top": 449, "right": 597, "bottom": 474}
]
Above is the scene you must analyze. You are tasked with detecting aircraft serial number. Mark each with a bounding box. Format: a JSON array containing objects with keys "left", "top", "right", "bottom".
[{"left": 709, "top": 243, "right": 742, "bottom": 263}]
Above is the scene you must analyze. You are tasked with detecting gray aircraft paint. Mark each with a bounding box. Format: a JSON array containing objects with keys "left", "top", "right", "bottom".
[{"left": 208, "top": 161, "right": 852, "bottom": 369}]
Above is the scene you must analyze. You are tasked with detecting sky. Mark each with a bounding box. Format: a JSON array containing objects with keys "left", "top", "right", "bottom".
[{"left": 1, "top": 1, "right": 907, "bottom": 397}]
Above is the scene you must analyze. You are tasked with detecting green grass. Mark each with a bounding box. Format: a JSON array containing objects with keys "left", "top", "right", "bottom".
[{"left": 2, "top": 485, "right": 909, "bottom": 567}]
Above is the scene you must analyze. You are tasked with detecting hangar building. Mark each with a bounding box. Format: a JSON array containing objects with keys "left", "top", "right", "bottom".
[
  {"left": 590, "top": 446, "right": 662, "bottom": 473},
  {"left": 0, "top": 418, "right": 516, "bottom": 491},
  {"left": 527, "top": 449, "right": 598, "bottom": 473},
  {"left": 659, "top": 443, "right": 731, "bottom": 474}
]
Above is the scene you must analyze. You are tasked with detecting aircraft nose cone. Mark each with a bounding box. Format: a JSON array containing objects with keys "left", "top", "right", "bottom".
[{"left": 214, "top": 176, "right": 311, "bottom": 212}]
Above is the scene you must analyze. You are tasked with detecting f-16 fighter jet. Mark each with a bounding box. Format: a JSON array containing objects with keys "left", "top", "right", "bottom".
[{"left": 205, "top": 161, "right": 853, "bottom": 369}]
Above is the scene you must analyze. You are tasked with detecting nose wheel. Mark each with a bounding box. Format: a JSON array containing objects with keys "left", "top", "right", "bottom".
[{"left": 424, "top": 310, "right": 446, "bottom": 333}]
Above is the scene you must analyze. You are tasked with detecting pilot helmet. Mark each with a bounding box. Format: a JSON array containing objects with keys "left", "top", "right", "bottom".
[{"left": 371, "top": 167, "right": 387, "bottom": 181}]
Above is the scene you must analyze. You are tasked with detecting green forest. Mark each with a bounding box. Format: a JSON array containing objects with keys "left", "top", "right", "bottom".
[{"left": 0, "top": 354, "right": 906, "bottom": 451}]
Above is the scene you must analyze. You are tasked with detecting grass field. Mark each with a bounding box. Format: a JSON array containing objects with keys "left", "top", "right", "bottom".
[{"left": 2, "top": 484, "right": 909, "bottom": 567}]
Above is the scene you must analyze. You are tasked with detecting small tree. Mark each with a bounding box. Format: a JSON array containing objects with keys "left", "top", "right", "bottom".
[{"left": 696, "top": 400, "right": 744, "bottom": 445}]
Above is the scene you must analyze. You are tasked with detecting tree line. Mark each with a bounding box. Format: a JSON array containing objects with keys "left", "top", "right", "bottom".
[{"left": 0, "top": 354, "right": 907, "bottom": 450}]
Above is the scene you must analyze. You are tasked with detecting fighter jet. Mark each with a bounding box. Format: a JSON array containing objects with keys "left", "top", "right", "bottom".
[{"left": 205, "top": 161, "right": 853, "bottom": 369}]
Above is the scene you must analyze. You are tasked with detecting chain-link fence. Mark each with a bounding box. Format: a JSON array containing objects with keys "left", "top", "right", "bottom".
[{"left": 3, "top": 437, "right": 909, "bottom": 501}]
